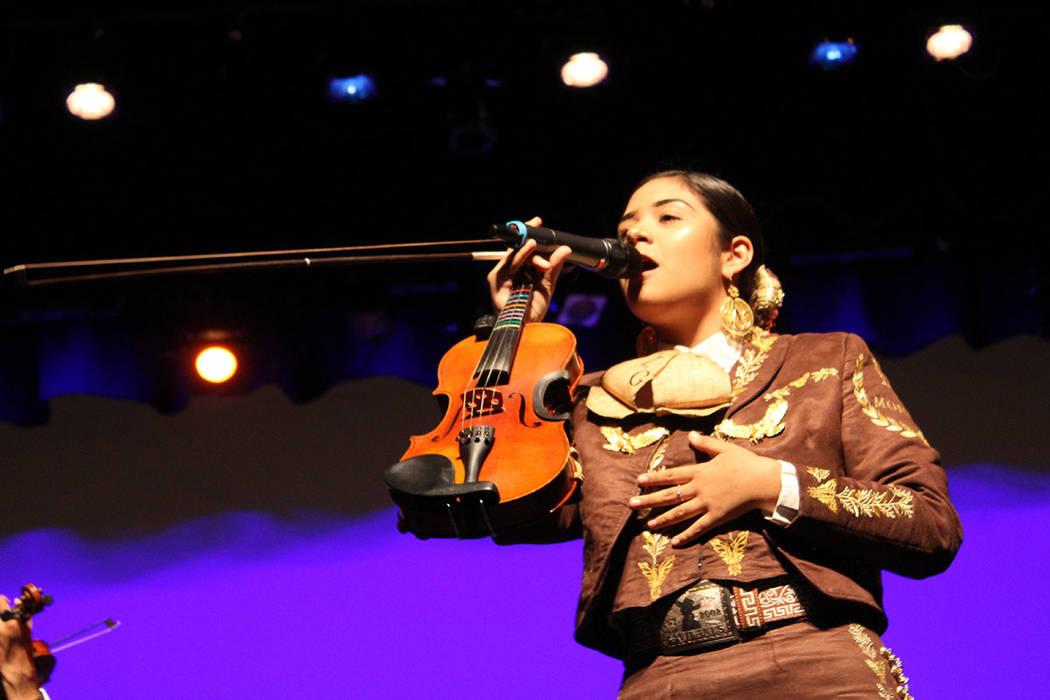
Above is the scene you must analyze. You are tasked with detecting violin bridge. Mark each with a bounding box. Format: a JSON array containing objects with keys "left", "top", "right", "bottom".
[{"left": 463, "top": 388, "right": 504, "bottom": 418}]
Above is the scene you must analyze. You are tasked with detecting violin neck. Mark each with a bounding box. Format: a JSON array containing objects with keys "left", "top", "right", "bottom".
[{"left": 475, "top": 272, "right": 536, "bottom": 386}]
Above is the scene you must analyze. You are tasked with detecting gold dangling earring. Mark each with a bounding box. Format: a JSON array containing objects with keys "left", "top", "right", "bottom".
[{"left": 720, "top": 283, "right": 755, "bottom": 342}]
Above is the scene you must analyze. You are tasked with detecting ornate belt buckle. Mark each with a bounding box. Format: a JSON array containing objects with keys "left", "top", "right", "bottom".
[{"left": 659, "top": 580, "right": 739, "bottom": 655}]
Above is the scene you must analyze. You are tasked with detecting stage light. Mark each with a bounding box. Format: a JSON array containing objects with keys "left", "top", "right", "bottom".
[
  {"left": 810, "top": 40, "right": 858, "bottom": 68},
  {"left": 195, "top": 346, "right": 238, "bottom": 384},
  {"left": 561, "top": 52, "right": 608, "bottom": 87},
  {"left": 66, "top": 83, "right": 115, "bottom": 120},
  {"left": 927, "top": 25, "right": 973, "bottom": 61},
  {"left": 327, "top": 74, "right": 377, "bottom": 103}
]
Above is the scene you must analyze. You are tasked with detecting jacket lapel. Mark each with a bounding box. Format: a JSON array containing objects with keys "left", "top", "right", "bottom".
[{"left": 725, "top": 334, "right": 791, "bottom": 419}]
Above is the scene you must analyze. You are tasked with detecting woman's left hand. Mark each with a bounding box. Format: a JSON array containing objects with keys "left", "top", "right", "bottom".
[
  {"left": 1, "top": 595, "right": 40, "bottom": 699},
  {"left": 629, "top": 431, "right": 782, "bottom": 547}
]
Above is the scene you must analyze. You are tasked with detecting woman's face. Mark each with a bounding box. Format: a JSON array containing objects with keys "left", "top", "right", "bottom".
[{"left": 617, "top": 177, "right": 728, "bottom": 328}]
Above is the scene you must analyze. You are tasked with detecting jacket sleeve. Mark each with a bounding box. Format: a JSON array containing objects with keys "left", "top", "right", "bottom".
[{"left": 783, "top": 333, "right": 963, "bottom": 578}]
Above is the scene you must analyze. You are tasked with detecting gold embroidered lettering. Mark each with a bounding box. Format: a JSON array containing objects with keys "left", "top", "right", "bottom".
[{"left": 853, "top": 354, "right": 929, "bottom": 446}]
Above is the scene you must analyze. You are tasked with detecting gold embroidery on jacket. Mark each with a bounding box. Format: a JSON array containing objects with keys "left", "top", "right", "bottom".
[
  {"left": 637, "top": 435, "right": 671, "bottom": 518},
  {"left": 750, "top": 328, "right": 777, "bottom": 353},
  {"left": 731, "top": 348, "right": 766, "bottom": 398},
  {"left": 881, "top": 647, "right": 913, "bottom": 699},
  {"left": 871, "top": 395, "right": 907, "bottom": 415},
  {"left": 763, "top": 367, "right": 839, "bottom": 402},
  {"left": 638, "top": 531, "right": 675, "bottom": 601},
  {"left": 808, "top": 479, "right": 915, "bottom": 519},
  {"left": 600, "top": 425, "right": 669, "bottom": 454},
  {"left": 848, "top": 624, "right": 911, "bottom": 700},
  {"left": 806, "top": 466, "right": 831, "bottom": 483},
  {"left": 730, "top": 331, "right": 776, "bottom": 397},
  {"left": 714, "top": 398, "right": 787, "bottom": 443},
  {"left": 709, "top": 530, "right": 749, "bottom": 575},
  {"left": 853, "top": 355, "right": 929, "bottom": 446},
  {"left": 808, "top": 480, "right": 840, "bottom": 512},
  {"left": 717, "top": 367, "right": 836, "bottom": 444}
]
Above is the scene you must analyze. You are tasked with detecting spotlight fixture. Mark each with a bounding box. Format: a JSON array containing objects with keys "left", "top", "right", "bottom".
[
  {"left": 926, "top": 25, "right": 973, "bottom": 61},
  {"left": 561, "top": 52, "right": 609, "bottom": 87},
  {"left": 327, "top": 74, "right": 377, "bottom": 103},
  {"left": 66, "top": 83, "right": 115, "bottom": 120},
  {"left": 810, "top": 40, "right": 859, "bottom": 68},
  {"left": 195, "top": 346, "right": 238, "bottom": 384}
]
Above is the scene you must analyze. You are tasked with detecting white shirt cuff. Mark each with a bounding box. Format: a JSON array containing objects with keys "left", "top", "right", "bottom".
[{"left": 765, "top": 460, "right": 800, "bottom": 526}]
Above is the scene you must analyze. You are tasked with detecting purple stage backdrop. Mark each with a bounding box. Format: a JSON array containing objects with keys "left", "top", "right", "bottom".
[{"left": 3, "top": 462, "right": 1048, "bottom": 698}]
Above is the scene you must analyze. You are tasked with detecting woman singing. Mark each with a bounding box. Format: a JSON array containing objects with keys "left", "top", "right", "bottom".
[{"left": 486, "top": 170, "right": 962, "bottom": 698}]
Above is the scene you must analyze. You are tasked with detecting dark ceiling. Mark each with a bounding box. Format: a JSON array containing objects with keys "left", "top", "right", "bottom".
[{"left": 0, "top": 1, "right": 1045, "bottom": 363}]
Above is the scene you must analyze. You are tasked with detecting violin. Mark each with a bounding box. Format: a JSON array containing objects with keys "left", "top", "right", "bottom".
[
  {"left": 385, "top": 267, "right": 583, "bottom": 538},
  {"left": 1, "top": 584, "right": 55, "bottom": 685},
  {"left": 1, "top": 583, "right": 120, "bottom": 693}
]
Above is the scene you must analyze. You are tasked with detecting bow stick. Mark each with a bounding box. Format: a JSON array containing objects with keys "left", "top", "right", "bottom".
[{"left": 3, "top": 238, "right": 507, "bottom": 287}]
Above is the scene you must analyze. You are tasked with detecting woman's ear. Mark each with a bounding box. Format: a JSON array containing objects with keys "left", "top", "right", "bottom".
[{"left": 721, "top": 235, "right": 754, "bottom": 279}]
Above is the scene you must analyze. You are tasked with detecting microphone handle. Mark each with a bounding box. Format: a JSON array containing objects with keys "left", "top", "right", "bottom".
[{"left": 490, "top": 222, "right": 641, "bottom": 278}]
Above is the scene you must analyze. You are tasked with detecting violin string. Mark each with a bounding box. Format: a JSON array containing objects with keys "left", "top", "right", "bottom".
[{"left": 468, "top": 273, "right": 531, "bottom": 446}]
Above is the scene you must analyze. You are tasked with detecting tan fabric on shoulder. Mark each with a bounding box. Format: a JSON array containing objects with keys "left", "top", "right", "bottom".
[{"left": 586, "top": 349, "right": 733, "bottom": 419}]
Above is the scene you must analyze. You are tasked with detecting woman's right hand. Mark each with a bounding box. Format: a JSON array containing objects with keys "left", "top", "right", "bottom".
[{"left": 486, "top": 216, "right": 572, "bottom": 323}]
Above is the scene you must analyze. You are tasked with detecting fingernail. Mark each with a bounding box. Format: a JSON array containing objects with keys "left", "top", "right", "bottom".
[
  {"left": 629, "top": 497, "right": 641, "bottom": 507},
  {"left": 671, "top": 537, "right": 681, "bottom": 546},
  {"left": 637, "top": 474, "right": 648, "bottom": 484},
  {"left": 689, "top": 431, "right": 701, "bottom": 440}
]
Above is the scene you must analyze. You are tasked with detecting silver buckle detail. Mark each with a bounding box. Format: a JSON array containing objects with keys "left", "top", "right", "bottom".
[{"left": 659, "top": 580, "right": 740, "bottom": 655}]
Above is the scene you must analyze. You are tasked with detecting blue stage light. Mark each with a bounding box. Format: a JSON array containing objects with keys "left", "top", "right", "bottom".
[
  {"left": 327, "top": 74, "right": 377, "bottom": 102},
  {"left": 810, "top": 40, "right": 858, "bottom": 68}
]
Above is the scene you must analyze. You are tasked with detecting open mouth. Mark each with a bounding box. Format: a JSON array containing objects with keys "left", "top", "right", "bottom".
[{"left": 639, "top": 255, "right": 658, "bottom": 272}]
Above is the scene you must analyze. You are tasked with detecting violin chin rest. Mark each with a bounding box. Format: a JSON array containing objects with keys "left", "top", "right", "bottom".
[{"left": 384, "top": 454, "right": 500, "bottom": 502}]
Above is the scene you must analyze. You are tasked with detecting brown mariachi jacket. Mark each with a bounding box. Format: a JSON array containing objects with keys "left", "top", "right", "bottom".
[{"left": 506, "top": 331, "right": 963, "bottom": 659}]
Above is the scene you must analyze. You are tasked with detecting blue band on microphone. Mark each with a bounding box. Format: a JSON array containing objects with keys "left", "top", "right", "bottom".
[{"left": 505, "top": 220, "right": 528, "bottom": 247}]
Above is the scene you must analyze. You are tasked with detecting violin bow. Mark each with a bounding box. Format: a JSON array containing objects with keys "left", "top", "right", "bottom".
[
  {"left": 3, "top": 238, "right": 507, "bottom": 287},
  {"left": 47, "top": 618, "right": 122, "bottom": 654}
]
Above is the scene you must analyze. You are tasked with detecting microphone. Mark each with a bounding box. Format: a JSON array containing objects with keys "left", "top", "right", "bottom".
[{"left": 489, "top": 221, "right": 643, "bottom": 279}]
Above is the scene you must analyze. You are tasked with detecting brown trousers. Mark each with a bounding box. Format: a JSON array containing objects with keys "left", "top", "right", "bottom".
[{"left": 617, "top": 622, "right": 906, "bottom": 699}]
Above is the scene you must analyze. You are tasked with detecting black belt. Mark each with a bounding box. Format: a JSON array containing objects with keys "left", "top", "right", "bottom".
[{"left": 618, "top": 578, "right": 808, "bottom": 663}]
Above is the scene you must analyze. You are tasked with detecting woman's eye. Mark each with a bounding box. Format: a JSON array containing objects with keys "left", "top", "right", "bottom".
[{"left": 660, "top": 214, "right": 679, "bottom": 222}]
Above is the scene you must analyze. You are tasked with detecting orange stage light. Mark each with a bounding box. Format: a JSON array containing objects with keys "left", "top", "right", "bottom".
[{"left": 195, "top": 346, "right": 238, "bottom": 383}]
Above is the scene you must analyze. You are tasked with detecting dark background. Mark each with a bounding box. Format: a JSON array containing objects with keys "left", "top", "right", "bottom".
[
  {"left": 0, "top": 1, "right": 1046, "bottom": 423},
  {"left": 2, "top": 0, "right": 1047, "bottom": 545},
  {"left": 2, "top": 6, "right": 1049, "bottom": 696}
]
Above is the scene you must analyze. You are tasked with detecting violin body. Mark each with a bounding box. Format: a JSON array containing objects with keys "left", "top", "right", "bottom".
[{"left": 386, "top": 320, "right": 583, "bottom": 539}]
